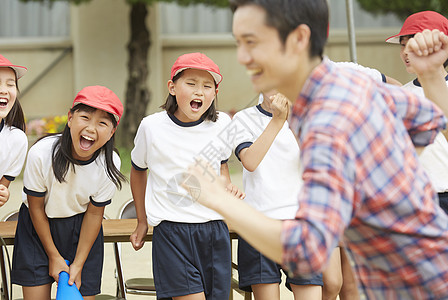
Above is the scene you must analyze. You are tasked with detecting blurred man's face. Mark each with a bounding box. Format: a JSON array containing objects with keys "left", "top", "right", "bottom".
[{"left": 232, "top": 4, "right": 302, "bottom": 100}]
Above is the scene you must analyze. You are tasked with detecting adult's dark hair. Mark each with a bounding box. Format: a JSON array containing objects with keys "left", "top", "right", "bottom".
[
  {"left": 4, "top": 73, "right": 26, "bottom": 132},
  {"left": 400, "top": 35, "right": 448, "bottom": 68},
  {"left": 51, "top": 104, "right": 127, "bottom": 189},
  {"left": 160, "top": 71, "right": 219, "bottom": 122},
  {"left": 229, "top": 0, "right": 328, "bottom": 58}
]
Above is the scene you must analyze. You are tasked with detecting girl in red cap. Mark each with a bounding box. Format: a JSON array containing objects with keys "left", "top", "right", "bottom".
[
  {"left": 387, "top": 12, "right": 448, "bottom": 216},
  {"left": 0, "top": 54, "right": 27, "bottom": 208},
  {"left": 130, "top": 52, "right": 244, "bottom": 300},
  {"left": 11, "top": 86, "right": 126, "bottom": 300}
]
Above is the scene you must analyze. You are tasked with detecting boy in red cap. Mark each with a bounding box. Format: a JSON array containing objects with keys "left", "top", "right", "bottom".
[
  {"left": 387, "top": 11, "right": 448, "bottom": 216},
  {"left": 11, "top": 86, "right": 127, "bottom": 300},
  {"left": 129, "top": 52, "right": 244, "bottom": 299},
  {"left": 0, "top": 54, "right": 28, "bottom": 207},
  {"left": 182, "top": 1, "right": 448, "bottom": 299}
]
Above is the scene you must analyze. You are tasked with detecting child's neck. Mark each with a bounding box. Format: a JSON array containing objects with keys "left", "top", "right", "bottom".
[{"left": 260, "top": 100, "right": 272, "bottom": 114}]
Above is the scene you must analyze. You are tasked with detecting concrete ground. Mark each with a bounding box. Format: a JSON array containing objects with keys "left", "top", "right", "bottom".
[{"left": 3, "top": 169, "right": 295, "bottom": 299}]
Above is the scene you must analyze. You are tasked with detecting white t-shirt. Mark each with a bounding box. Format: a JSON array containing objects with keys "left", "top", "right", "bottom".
[
  {"left": 404, "top": 78, "right": 448, "bottom": 192},
  {"left": 0, "top": 119, "right": 27, "bottom": 181},
  {"left": 131, "top": 111, "right": 232, "bottom": 226},
  {"left": 23, "top": 135, "right": 120, "bottom": 217},
  {"left": 231, "top": 105, "right": 301, "bottom": 219},
  {"left": 333, "top": 61, "right": 385, "bottom": 83}
]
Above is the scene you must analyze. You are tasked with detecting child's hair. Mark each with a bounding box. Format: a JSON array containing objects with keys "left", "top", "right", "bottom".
[
  {"left": 4, "top": 80, "right": 26, "bottom": 132},
  {"left": 229, "top": 0, "right": 329, "bottom": 58},
  {"left": 161, "top": 52, "right": 222, "bottom": 122},
  {"left": 160, "top": 71, "right": 219, "bottom": 122},
  {"left": 51, "top": 103, "right": 126, "bottom": 189},
  {"left": 0, "top": 54, "right": 28, "bottom": 132}
]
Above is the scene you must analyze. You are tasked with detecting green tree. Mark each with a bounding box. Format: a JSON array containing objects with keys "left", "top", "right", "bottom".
[
  {"left": 356, "top": 0, "right": 448, "bottom": 20},
  {"left": 20, "top": 0, "right": 229, "bottom": 148}
]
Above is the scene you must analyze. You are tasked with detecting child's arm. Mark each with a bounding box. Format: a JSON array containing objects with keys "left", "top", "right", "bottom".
[
  {"left": 70, "top": 203, "right": 104, "bottom": 288},
  {"left": 27, "top": 195, "right": 69, "bottom": 282},
  {"left": 239, "top": 93, "right": 290, "bottom": 172},
  {"left": 0, "top": 185, "right": 8, "bottom": 206},
  {"left": 0, "top": 177, "right": 10, "bottom": 206},
  {"left": 0, "top": 176, "right": 14, "bottom": 207},
  {"left": 220, "top": 162, "right": 245, "bottom": 199},
  {"left": 129, "top": 166, "right": 148, "bottom": 251},
  {"left": 406, "top": 29, "right": 448, "bottom": 117}
]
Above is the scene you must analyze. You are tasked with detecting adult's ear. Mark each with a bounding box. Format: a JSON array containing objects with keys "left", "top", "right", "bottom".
[{"left": 287, "top": 24, "right": 312, "bottom": 54}]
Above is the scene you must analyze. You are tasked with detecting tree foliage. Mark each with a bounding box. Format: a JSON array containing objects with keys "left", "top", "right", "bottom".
[
  {"left": 22, "top": 0, "right": 229, "bottom": 7},
  {"left": 356, "top": 0, "right": 448, "bottom": 20}
]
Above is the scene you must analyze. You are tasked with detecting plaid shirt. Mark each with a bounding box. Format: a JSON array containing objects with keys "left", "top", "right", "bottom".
[{"left": 282, "top": 57, "right": 448, "bottom": 299}]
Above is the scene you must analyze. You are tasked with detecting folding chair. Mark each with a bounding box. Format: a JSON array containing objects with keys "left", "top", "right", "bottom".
[
  {"left": 114, "top": 199, "right": 156, "bottom": 298},
  {"left": 0, "top": 211, "right": 18, "bottom": 300}
]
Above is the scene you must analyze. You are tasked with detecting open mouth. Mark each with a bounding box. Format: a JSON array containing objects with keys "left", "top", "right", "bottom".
[
  {"left": 190, "top": 100, "right": 203, "bottom": 111},
  {"left": 0, "top": 98, "right": 7, "bottom": 108},
  {"left": 80, "top": 135, "right": 95, "bottom": 151},
  {"left": 247, "top": 68, "right": 262, "bottom": 77}
]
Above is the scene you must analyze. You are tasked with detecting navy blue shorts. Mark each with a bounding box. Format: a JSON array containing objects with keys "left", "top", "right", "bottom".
[
  {"left": 439, "top": 192, "right": 448, "bottom": 215},
  {"left": 11, "top": 203, "right": 104, "bottom": 296},
  {"left": 237, "top": 237, "right": 323, "bottom": 292},
  {"left": 152, "top": 220, "right": 231, "bottom": 299}
]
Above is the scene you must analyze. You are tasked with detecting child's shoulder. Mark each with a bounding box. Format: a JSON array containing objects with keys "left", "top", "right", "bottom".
[
  {"left": 29, "top": 135, "right": 59, "bottom": 153},
  {"left": 232, "top": 106, "right": 258, "bottom": 119},
  {"left": 217, "top": 111, "right": 231, "bottom": 123},
  {"left": 140, "top": 111, "right": 169, "bottom": 126},
  {"left": 2, "top": 124, "right": 27, "bottom": 145},
  {"left": 26, "top": 135, "right": 59, "bottom": 164}
]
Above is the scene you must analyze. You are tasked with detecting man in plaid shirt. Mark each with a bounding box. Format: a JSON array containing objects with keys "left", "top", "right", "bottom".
[{"left": 183, "top": 0, "right": 448, "bottom": 298}]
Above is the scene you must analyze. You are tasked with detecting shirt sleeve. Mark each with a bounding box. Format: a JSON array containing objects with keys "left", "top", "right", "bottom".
[
  {"left": 131, "top": 120, "right": 149, "bottom": 170},
  {"left": 281, "top": 126, "right": 354, "bottom": 276},
  {"left": 23, "top": 143, "right": 47, "bottom": 197},
  {"left": 228, "top": 110, "right": 258, "bottom": 160},
  {"left": 90, "top": 152, "right": 121, "bottom": 206},
  {"left": 4, "top": 129, "right": 27, "bottom": 179},
  {"left": 217, "top": 112, "right": 233, "bottom": 163},
  {"left": 382, "top": 85, "right": 446, "bottom": 146},
  {"left": 335, "top": 61, "right": 384, "bottom": 83}
]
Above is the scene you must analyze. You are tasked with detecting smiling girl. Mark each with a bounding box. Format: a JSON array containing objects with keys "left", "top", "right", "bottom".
[
  {"left": 129, "top": 52, "right": 244, "bottom": 300},
  {"left": 11, "top": 86, "right": 126, "bottom": 300},
  {"left": 0, "top": 54, "right": 27, "bottom": 207}
]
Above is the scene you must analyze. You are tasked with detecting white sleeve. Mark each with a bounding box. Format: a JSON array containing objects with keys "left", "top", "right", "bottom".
[
  {"left": 335, "top": 61, "right": 385, "bottom": 83},
  {"left": 228, "top": 111, "right": 257, "bottom": 159},
  {"left": 218, "top": 112, "right": 233, "bottom": 162},
  {"left": 91, "top": 152, "right": 121, "bottom": 204},
  {"left": 130, "top": 120, "right": 149, "bottom": 170},
  {"left": 4, "top": 130, "right": 27, "bottom": 178},
  {"left": 23, "top": 143, "right": 47, "bottom": 195}
]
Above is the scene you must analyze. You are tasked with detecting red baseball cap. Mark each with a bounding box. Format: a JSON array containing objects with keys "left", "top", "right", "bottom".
[
  {"left": 386, "top": 11, "right": 448, "bottom": 44},
  {"left": 170, "top": 52, "right": 223, "bottom": 87},
  {"left": 0, "top": 54, "right": 27, "bottom": 79},
  {"left": 72, "top": 86, "right": 123, "bottom": 125}
]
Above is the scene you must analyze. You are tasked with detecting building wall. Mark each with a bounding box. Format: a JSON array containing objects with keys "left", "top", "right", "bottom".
[
  {"left": 1, "top": 39, "right": 73, "bottom": 120},
  {"left": 1, "top": 1, "right": 413, "bottom": 124}
]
